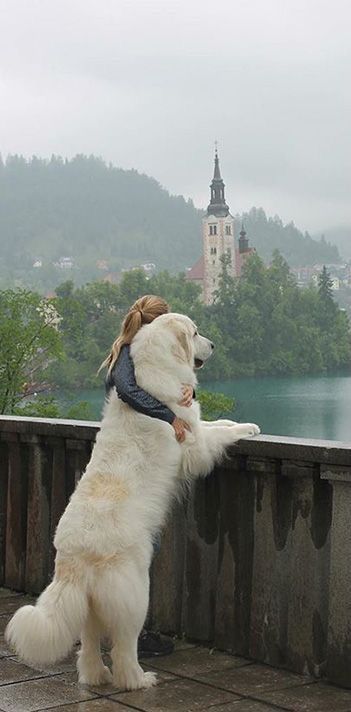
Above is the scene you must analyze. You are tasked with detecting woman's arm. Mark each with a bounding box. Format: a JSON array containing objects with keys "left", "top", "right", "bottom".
[{"left": 106, "top": 344, "right": 176, "bottom": 424}]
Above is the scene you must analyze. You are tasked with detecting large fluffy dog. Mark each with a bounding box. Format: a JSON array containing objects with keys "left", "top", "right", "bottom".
[{"left": 6, "top": 314, "right": 260, "bottom": 691}]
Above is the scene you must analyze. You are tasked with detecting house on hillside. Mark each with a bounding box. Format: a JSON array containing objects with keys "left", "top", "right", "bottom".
[{"left": 54, "top": 256, "right": 74, "bottom": 269}]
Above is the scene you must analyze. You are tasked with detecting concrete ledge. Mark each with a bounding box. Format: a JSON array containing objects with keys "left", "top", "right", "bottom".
[
  {"left": 0, "top": 415, "right": 351, "bottom": 688},
  {"left": 1, "top": 416, "right": 351, "bottom": 463}
]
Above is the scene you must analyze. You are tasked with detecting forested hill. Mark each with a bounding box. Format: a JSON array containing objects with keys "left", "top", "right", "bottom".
[
  {"left": 0, "top": 154, "right": 340, "bottom": 282},
  {"left": 236, "top": 209, "right": 340, "bottom": 266},
  {"left": 0, "top": 154, "right": 201, "bottom": 273}
]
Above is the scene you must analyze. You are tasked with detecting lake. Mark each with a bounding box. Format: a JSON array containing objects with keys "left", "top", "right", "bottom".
[{"left": 55, "top": 373, "right": 351, "bottom": 442}]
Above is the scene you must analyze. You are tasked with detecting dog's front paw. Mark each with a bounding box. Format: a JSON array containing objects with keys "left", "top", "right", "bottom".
[{"left": 244, "top": 423, "right": 261, "bottom": 437}]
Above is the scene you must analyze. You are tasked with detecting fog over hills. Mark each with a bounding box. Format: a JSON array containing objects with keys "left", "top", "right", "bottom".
[
  {"left": 315, "top": 227, "right": 351, "bottom": 261},
  {"left": 0, "top": 154, "right": 341, "bottom": 289}
]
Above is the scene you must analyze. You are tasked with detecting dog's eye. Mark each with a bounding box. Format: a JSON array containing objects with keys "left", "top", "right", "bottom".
[{"left": 194, "top": 330, "right": 198, "bottom": 337}]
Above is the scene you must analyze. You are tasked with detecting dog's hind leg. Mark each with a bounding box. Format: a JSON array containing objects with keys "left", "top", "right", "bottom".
[
  {"left": 111, "top": 630, "right": 156, "bottom": 692},
  {"left": 77, "top": 605, "right": 112, "bottom": 686},
  {"left": 109, "top": 565, "right": 157, "bottom": 691}
]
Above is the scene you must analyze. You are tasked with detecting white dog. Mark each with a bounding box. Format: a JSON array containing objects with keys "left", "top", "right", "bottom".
[{"left": 6, "top": 313, "right": 260, "bottom": 691}]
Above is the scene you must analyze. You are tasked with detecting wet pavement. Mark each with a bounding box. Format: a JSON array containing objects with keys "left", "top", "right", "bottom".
[{"left": 1, "top": 589, "right": 351, "bottom": 711}]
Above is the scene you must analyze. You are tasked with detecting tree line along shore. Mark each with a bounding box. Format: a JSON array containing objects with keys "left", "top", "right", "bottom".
[{"left": 0, "top": 252, "right": 349, "bottom": 419}]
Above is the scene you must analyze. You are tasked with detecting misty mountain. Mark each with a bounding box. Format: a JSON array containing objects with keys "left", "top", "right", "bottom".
[
  {"left": 314, "top": 226, "right": 351, "bottom": 260},
  {"left": 0, "top": 155, "right": 340, "bottom": 284},
  {"left": 237, "top": 209, "right": 340, "bottom": 266}
]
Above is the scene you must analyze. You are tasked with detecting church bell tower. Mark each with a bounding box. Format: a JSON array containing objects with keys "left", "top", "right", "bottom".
[{"left": 203, "top": 148, "right": 236, "bottom": 304}]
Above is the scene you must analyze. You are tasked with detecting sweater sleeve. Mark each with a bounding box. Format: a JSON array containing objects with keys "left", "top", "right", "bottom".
[{"left": 106, "top": 345, "right": 175, "bottom": 425}]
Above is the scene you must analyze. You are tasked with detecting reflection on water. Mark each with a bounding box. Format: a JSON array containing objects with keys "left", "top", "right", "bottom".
[
  {"left": 202, "top": 374, "right": 351, "bottom": 442},
  {"left": 55, "top": 373, "right": 351, "bottom": 442}
]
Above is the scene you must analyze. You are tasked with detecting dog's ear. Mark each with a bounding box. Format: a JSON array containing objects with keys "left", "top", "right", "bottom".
[
  {"left": 170, "top": 319, "right": 192, "bottom": 364},
  {"left": 177, "top": 330, "right": 192, "bottom": 362}
]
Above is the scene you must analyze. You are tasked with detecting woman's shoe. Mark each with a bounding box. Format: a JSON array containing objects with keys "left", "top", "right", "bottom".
[{"left": 138, "top": 629, "right": 174, "bottom": 658}]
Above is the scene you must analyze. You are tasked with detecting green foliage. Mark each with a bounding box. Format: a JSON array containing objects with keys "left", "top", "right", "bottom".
[
  {"left": 64, "top": 401, "right": 94, "bottom": 420},
  {"left": 197, "top": 390, "right": 235, "bottom": 421},
  {"left": 13, "top": 395, "right": 61, "bottom": 418},
  {"left": 1, "top": 253, "right": 350, "bottom": 415},
  {"left": 13, "top": 395, "right": 94, "bottom": 420},
  {"left": 317, "top": 266, "right": 337, "bottom": 331},
  {"left": 318, "top": 266, "right": 334, "bottom": 303},
  {"left": 47, "top": 258, "right": 351, "bottom": 385},
  {"left": 0, "top": 289, "right": 62, "bottom": 414},
  {"left": 44, "top": 269, "right": 204, "bottom": 390},
  {"left": 207, "top": 252, "right": 351, "bottom": 376}
]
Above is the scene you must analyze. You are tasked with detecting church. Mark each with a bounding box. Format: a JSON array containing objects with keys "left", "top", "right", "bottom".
[{"left": 186, "top": 149, "right": 255, "bottom": 305}]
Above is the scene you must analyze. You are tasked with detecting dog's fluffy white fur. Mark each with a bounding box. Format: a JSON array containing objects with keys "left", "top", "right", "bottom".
[{"left": 6, "top": 313, "right": 260, "bottom": 691}]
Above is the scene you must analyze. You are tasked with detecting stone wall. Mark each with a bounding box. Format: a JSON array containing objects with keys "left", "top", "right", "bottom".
[{"left": 0, "top": 415, "right": 350, "bottom": 687}]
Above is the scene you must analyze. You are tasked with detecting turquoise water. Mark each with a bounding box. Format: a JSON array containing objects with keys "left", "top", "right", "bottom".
[
  {"left": 55, "top": 373, "right": 351, "bottom": 442},
  {"left": 201, "top": 374, "right": 351, "bottom": 442}
]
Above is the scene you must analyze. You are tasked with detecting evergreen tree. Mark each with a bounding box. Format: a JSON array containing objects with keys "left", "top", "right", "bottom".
[
  {"left": 318, "top": 266, "right": 334, "bottom": 304},
  {"left": 317, "top": 265, "right": 337, "bottom": 333},
  {"left": 213, "top": 252, "right": 236, "bottom": 310}
]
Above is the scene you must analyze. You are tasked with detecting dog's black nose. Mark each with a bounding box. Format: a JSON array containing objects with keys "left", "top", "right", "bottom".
[{"left": 210, "top": 342, "right": 214, "bottom": 350}]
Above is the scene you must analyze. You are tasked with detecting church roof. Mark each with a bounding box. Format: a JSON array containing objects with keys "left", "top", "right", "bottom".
[{"left": 186, "top": 255, "right": 204, "bottom": 281}]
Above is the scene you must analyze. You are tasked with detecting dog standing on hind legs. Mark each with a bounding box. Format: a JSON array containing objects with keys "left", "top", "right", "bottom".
[{"left": 6, "top": 313, "right": 260, "bottom": 691}]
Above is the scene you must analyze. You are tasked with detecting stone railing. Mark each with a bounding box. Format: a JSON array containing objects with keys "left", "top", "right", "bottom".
[{"left": 0, "top": 415, "right": 350, "bottom": 688}]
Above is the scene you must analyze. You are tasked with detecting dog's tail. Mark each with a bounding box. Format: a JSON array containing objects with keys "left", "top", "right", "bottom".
[{"left": 5, "top": 577, "right": 88, "bottom": 667}]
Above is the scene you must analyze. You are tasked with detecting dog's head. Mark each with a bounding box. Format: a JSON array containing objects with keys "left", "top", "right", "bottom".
[{"left": 153, "top": 313, "right": 214, "bottom": 370}]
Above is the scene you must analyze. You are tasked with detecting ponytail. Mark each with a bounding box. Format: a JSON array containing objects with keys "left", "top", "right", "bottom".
[{"left": 98, "top": 295, "right": 169, "bottom": 375}]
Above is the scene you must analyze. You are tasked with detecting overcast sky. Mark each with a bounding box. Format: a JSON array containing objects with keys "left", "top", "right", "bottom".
[{"left": 0, "top": 0, "right": 350, "bottom": 233}]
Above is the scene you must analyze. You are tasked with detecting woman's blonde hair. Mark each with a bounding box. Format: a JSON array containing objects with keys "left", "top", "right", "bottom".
[{"left": 99, "top": 294, "right": 169, "bottom": 374}]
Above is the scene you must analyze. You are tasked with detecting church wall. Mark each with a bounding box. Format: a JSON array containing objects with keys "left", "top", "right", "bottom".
[{"left": 203, "top": 214, "right": 236, "bottom": 305}]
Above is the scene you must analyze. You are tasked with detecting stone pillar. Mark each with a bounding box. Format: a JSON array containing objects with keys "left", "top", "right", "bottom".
[
  {"left": 321, "top": 464, "right": 351, "bottom": 688},
  {"left": 149, "top": 500, "right": 186, "bottom": 636},
  {"left": 5, "top": 435, "right": 28, "bottom": 590},
  {"left": 182, "top": 474, "right": 220, "bottom": 642},
  {"left": 214, "top": 456, "right": 255, "bottom": 655}
]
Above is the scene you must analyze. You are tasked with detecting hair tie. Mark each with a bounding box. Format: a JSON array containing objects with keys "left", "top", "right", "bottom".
[{"left": 131, "top": 307, "right": 143, "bottom": 319}]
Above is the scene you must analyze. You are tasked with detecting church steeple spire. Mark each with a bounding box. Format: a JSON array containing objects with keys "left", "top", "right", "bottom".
[
  {"left": 207, "top": 146, "right": 230, "bottom": 217},
  {"left": 213, "top": 148, "right": 222, "bottom": 180}
]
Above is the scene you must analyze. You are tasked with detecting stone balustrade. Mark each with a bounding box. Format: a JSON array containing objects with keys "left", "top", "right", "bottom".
[{"left": 0, "top": 415, "right": 350, "bottom": 688}]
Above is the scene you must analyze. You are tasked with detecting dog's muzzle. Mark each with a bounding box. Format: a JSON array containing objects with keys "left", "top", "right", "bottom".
[{"left": 194, "top": 337, "right": 214, "bottom": 368}]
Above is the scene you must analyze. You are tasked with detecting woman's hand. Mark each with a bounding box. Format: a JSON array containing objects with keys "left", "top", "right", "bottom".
[
  {"left": 172, "top": 417, "right": 191, "bottom": 443},
  {"left": 179, "top": 385, "right": 193, "bottom": 408}
]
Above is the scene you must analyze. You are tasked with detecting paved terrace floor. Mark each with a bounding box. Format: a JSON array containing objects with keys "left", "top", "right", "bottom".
[{"left": 1, "top": 591, "right": 351, "bottom": 712}]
